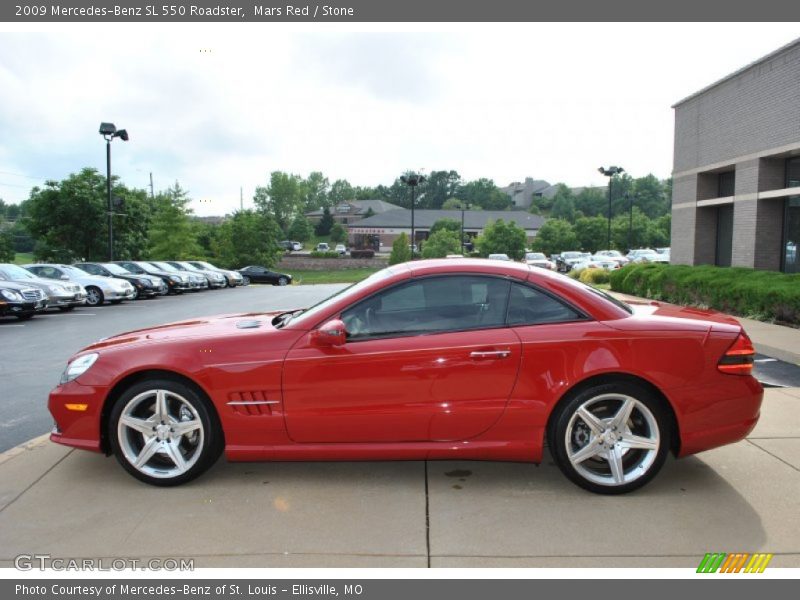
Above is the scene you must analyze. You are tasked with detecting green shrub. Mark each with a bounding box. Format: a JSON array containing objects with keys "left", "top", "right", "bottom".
[
  {"left": 310, "top": 251, "right": 340, "bottom": 258},
  {"left": 579, "top": 268, "right": 610, "bottom": 285},
  {"left": 609, "top": 263, "right": 800, "bottom": 325},
  {"left": 390, "top": 233, "right": 412, "bottom": 265}
]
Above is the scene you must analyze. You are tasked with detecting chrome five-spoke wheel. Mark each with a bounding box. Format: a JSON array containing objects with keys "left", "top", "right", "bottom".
[
  {"left": 550, "top": 382, "right": 670, "bottom": 494},
  {"left": 109, "top": 379, "right": 222, "bottom": 486}
]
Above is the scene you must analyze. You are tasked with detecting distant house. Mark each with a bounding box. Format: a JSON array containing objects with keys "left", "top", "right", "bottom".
[
  {"left": 305, "top": 199, "right": 402, "bottom": 225},
  {"left": 501, "top": 177, "right": 605, "bottom": 208},
  {"left": 348, "top": 209, "right": 545, "bottom": 251}
]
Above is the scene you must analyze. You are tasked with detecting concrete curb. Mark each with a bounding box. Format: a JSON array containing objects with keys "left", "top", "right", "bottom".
[{"left": 0, "top": 433, "right": 50, "bottom": 467}]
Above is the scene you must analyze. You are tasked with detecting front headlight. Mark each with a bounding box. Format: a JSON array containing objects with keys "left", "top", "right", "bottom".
[
  {"left": 48, "top": 284, "right": 66, "bottom": 294},
  {"left": 0, "top": 289, "right": 22, "bottom": 301},
  {"left": 60, "top": 353, "right": 99, "bottom": 384},
  {"left": 168, "top": 275, "right": 180, "bottom": 283}
]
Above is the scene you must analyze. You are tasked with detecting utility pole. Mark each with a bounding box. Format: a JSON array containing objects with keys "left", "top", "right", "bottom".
[
  {"left": 240, "top": 187, "right": 244, "bottom": 211},
  {"left": 149, "top": 172, "right": 155, "bottom": 199}
]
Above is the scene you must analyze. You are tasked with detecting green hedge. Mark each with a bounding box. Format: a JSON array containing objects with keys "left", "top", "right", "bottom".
[{"left": 609, "top": 264, "right": 800, "bottom": 325}]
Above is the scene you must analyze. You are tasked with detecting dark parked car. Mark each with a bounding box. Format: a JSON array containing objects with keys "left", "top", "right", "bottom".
[
  {"left": 166, "top": 261, "right": 226, "bottom": 289},
  {"left": 0, "top": 281, "right": 47, "bottom": 320},
  {"left": 238, "top": 266, "right": 293, "bottom": 286},
  {"left": 74, "top": 262, "right": 167, "bottom": 299},
  {"left": 113, "top": 261, "right": 192, "bottom": 294}
]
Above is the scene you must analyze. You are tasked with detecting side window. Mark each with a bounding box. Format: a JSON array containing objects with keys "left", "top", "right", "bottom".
[
  {"left": 82, "top": 264, "right": 100, "bottom": 275},
  {"left": 342, "top": 276, "right": 510, "bottom": 339},
  {"left": 506, "top": 283, "right": 583, "bottom": 326}
]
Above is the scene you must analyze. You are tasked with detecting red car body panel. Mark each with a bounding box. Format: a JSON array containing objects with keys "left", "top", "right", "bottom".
[{"left": 49, "top": 259, "right": 762, "bottom": 466}]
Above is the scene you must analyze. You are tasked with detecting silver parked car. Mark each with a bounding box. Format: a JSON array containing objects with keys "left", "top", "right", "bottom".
[
  {"left": 166, "top": 261, "right": 226, "bottom": 288},
  {"left": 0, "top": 263, "right": 85, "bottom": 311},
  {"left": 149, "top": 261, "right": 207, "bottom": 290},
  {"left": 25, "top": 264, "right": 135, "bottom": 307},
  {"left": 187, "top": 260, "right": 245, "bottom": 287}
]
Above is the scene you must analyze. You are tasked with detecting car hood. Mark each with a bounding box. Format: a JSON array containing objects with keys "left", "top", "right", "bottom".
[{"left": 83, "top": 310, "right": 291, "bottom": 351}]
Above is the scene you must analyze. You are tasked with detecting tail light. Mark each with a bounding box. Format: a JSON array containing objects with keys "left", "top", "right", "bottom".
[{"left": 718, "top": 332, "right": 755, "bottom": 375}]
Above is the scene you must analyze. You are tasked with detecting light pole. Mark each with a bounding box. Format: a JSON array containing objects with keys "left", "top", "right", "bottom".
[
  {"left": 400, "top": 172, "right": 425, "bottom": 256},
  {"left": 99, "top": 122, "right": 129, "bottom": 261},
  {"left": 460, "top": 202, "right": 471, "bottom": 252},
  {"left": 626, "top": 192, "right": 637, "bottom": 252},
  {"left": 598, "top": 166, "right": 624, "bottom": 249}
]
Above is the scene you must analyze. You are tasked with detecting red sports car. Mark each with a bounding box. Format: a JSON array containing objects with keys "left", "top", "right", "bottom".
[{"left": 49, "top": 259, "right": 762, "bottom": 494}]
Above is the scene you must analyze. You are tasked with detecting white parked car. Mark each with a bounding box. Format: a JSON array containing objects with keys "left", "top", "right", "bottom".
[
  {"left": 595, "top": 250, "right": 630, "bottom": 265},
  {"left": 25, "top": 263, "right": 132, "bottom": 306},
  {"left": 316, "top": 243, "right": 330, "bottom": 252},
  {"left": 627, "top": 249, "right": 669, "bottom": 264},
  {"left": 487, "top": 253, "right": 511, "bottom": 261},
  {"left": 334, "top": 244, "right": 347, "bottom": 255},
  {"left": 571, "top": 256, "right": 621, "bottom": 273},
  {"left": 524, "top": 252, "right": 556, "bottom": 270}
]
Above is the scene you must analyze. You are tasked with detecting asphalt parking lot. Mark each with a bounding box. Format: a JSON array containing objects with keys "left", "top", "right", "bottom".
[{"left": 0, "top": 284, "right": 346, "bottom": 453}]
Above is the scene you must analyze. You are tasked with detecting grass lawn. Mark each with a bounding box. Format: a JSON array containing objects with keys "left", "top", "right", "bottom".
[
  {"left": 12, "top": 252, "right": 34, "bottom": 265},
  {"left": 291, "top": 268, "right": 380, "bottom": 285}
]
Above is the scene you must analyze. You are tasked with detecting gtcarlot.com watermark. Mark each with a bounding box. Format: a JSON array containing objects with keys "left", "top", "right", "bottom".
[{"left": 14, "top": 554, "right": 194, "bottom": 571}]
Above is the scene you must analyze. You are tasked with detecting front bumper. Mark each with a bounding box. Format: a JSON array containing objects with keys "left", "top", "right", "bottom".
[
  {"left": 49, "top": 380, "right": 106, "bottom": 453},
  {"left": 48, "top": 291, "right": 87, "bottom": 308},
  {"left": 104, "top": 287, "right": 136, "bottom": 301},
  {"left": 0, "top": 299, "right": 43, "bottom": 317}
]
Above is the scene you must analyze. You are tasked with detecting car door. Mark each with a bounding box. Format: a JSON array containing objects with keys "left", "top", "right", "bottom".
[{"left": 282, "top": 274, "right": 522, "bottom": 443}]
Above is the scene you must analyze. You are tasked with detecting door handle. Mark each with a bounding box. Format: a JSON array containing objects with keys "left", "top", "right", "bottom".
[{"left": 470, "top": 349, "right": 511, "bottom": 360}]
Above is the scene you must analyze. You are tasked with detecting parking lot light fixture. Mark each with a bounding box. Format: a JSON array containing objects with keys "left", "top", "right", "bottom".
[
  {"left": 99, "top": 122, "right": 129, "bottom": 261},
  {"left": 400, "top": 172, "right": 426, "bottom": 257},
  {"left": 598, "top": 166, "right": 624, "bottom": 249}
]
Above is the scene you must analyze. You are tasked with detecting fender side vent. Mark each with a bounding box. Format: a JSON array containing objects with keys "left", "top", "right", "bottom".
[{"left": 227, "top": 391, "right": 277, "bottom": 415}]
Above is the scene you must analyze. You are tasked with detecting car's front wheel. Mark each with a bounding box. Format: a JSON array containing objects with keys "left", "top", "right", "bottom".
[
  {"left": 85, "top": 286, "right": 104, "bottom": 306},
  {"left": 277, "top": 277, "right": 288, "bottom": 286},
  {"left": 549, "top": 382, "right": 670, "bottom": 494},
  {"left": 109, "top": 379, "right": 223, "bottom": 486}
]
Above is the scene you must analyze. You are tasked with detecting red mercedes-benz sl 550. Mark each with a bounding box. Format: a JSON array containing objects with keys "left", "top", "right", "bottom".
[{"left": 49, "top": 259, "right": 762, "bottom": 494}]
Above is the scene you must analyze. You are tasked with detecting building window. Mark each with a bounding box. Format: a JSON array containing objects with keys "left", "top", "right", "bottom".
[
  {"left": 718, "top": 171, "right": 735, "bottom": 197},
  {"left": 783, "top": 196, "right": 800, "bottom": 274},
  {"left": 787, "top": 157, "right": 800, "bottom": 188}
]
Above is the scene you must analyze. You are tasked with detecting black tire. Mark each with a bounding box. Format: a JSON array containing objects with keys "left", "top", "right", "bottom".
[
  {"left": 85, "top": 286, "right": 104, "bottom": 307},
  {"left": 548, "top": 381, "right": 671, "bottom": 495},
  {"left": 110, "top": 300, "right": 123, "bottom": 305},
  {"left": 58, "top": 306, "right": 75, "bottom": 312},
  {"left": 16, "top": 313, "right": 35, "bottom": 320},
  {"left": 277, "top": 277, "right": 288, "bottom": 286},
  {"left": 109, "top": 378, "right": 223, "bottom": 487}
]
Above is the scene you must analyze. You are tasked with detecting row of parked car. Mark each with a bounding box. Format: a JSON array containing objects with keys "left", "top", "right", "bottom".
[
  {"left": 0, "top": 259, "right": 293, "bottom": 321},
  {"left": 520, "top": 248, "right": 671, "bottom": 273}
]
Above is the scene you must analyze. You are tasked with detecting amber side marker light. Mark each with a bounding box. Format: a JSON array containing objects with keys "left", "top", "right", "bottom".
[
  {"left": 717, "top": 332, "right": 755, "bottom": 375},
  {"left": 65, "top": 404, "right": 89, "bottom": 412}
]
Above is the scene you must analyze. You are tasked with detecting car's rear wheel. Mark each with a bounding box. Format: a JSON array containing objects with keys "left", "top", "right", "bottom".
[
  {"left": 277, "top": 277, "right": 288, "bottom": 286},
  {"left": 549, "top": 382, "right": 670, "bottom": 494},
  {"left": 109, "top": 379, "right": 223, "bottom": 486},
  {"left": 130, "top": 287, "right": 139, "bottom": 300},
  {"left": 85, "top": 286, "right": 104, "bottom": 306}
]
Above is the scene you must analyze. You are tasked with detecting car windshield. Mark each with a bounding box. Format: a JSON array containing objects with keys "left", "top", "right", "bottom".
[
  {"left": 169, "top": 262, "right": 188, "bottom": 271},
  {"left": 134, "top": 262, "right": 160, "bottom": 273},
  {"left": 0, "top": 264, "right": 37, "bottom": 280},
  {"left": 285, "top": 266, "right": 400, "bottom": 329},
  {"left": 152, "top": 261, "right": 178, "bottom": 272},
  {"left": 102, "top": 263, "right": 131, "bottom": 275},
  {"left": 526, "top": 253, "right": 545, "bottom": 260}
]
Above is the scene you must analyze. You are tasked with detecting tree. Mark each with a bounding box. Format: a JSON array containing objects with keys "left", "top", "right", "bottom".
[
  {"left": 315, "top": 206, "right": 334, "bottom": 236},
  {"left": 457, "top": 178, "right": 511, "bottom": 211},
  {"left": 531, "top": 219, "right": 578, "bottom": 256},
  {"left": 148, "top": 182, "right": 202, "bottom": 259},
  {"left": 475, "top": 219, "right": 527, "bottom": 260},
  {"left": 330, "top": 222, "right": 347, "bottom": 244},
  {"left": 288, "top": 215, "right": 314, "bottom": 242},
  {"left": 420, "top": 170, "right": 461, "bottom": 209},
  {"left": 301, "top": 171, "right": 330, "bottom": 212},
  {"left": 254, "top": 171, "right": 303, "bottom": 233},
  {"left": 363, "top": 206, "right": 376, "bottom": 218},
  {"left": 421, "top": 229, "right": 461, "bottom": 258},
  {"left": 442, "top": 197, "right": 469, "bottom": 210},
  {"left": 328, "top": 179, "right": 355, "bottom": 205},
  {"left": 25, "top": 167, "right": 152, "bottom": 262},
  {"left": 574, "top": 216, "right": 608, "bottom": 252},
  {"left": 0, "top": 229, "right": 14, "bottom": 262},
  {"left": 610, "top": 207, "right": 651, "bottom": 251},
  {"left": 430, "top": 218, "right": 461, "bottom": 235},
  {"left": 574, "top": 187, "right": 606, "bottom": 217},
  {"left": 213, "top": 210, "right": 282, "bottom": 269},
  {"left": 632, "top": 174, "right": 670, "bottom": 219},
  {"left": 549, "top": 184, "right": 577, "bottom": 222},
  {"left": 389, "top": 232, "right": 412, "bottom": 265}
]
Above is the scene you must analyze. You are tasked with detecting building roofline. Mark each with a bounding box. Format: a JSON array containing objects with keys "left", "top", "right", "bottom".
[{"left": 672, "top": 37, "right": 800, "bottom": 109}]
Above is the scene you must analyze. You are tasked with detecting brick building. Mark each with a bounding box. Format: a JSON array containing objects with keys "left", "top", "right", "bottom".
[{"left": 671, "top": 38, "right": 800, "bottom": 273}]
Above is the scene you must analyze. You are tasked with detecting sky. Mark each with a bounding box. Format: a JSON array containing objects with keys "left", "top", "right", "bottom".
[{"left": 0, "top": 23, "right": 798, "bottom": 216}]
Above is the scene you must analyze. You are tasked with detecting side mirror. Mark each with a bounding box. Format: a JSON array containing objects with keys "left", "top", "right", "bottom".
[{"left": 311, "top": 319, "right": 347, "bottom": 347}]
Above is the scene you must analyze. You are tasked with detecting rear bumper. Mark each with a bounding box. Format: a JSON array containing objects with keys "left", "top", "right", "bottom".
[{"left": 674, "top": 375, "right": 763, "bottom": 457}]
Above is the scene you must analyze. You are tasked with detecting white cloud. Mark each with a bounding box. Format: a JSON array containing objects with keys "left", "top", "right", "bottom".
[{"left": 0, "top": 24, "right": 797, "bottom": 215}]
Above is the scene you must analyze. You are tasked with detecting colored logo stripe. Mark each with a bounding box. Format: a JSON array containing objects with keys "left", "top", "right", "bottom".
[{"left": 697, "top": 553, "right": 773, "bottom": 573}]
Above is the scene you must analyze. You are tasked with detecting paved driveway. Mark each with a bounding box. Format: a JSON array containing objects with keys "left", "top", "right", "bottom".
[{"left": 1, "top": 387, "right": 798, "bottom": 568}]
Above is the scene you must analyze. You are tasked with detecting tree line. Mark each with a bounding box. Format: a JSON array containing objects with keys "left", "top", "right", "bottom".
[{"left": 0, "top": 167, "right": 672, "bottom": 266}]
